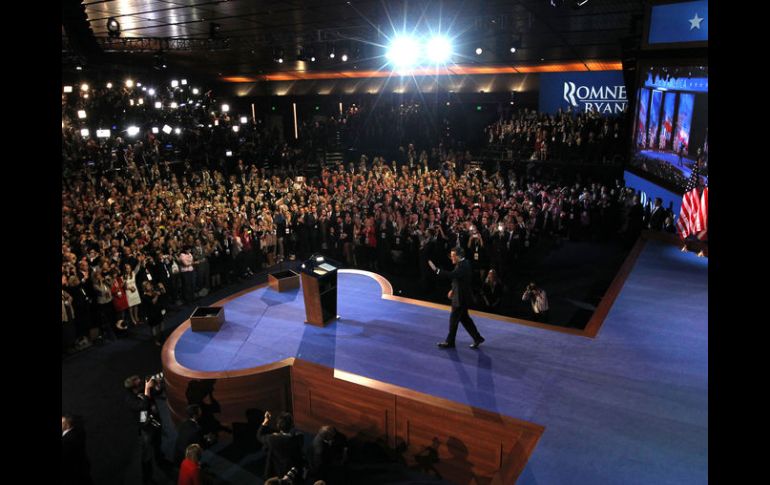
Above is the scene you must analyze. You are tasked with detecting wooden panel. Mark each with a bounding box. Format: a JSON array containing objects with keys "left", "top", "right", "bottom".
[
  {"left": 291, "top": 360, "right": 396, "bottom": 447},
  {"left": 395, "top": 395, "right": 542, "bottom": 485},
  {"left": 300, "top": 272, "right": 324, "bottom": 326},
  {"left": 163, "top": 362, "right": 293, "bottom": 427},
  {"left": 293, "top": 362, "right": 543, "bottom": 485}
]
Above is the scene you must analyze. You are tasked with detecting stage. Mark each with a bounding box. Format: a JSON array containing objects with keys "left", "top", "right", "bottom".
[
  {"left": 163, "top": 238, "right": 707, "bottom": 484},
  {"left": 638, "top": 149, "right": 708, "bottom": 184}
]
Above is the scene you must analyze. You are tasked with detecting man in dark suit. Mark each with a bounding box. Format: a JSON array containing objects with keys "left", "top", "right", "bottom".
[
  {"left": 648, "top": 197, "right": 666, "bottom": 231},
  {"left": 174, "top": 404, "right": 205, "bottom": 465},
  {"left": 62, "top": 414, "right": 93, "bottom": 485},
  {"left": 429, "top": 247, "right": 485, "bottom": 349},
  {"left": 310, "top": 425, "right": 348, "bottom": 484},
  {"left": 257, "top": 411, "right": 305, "bottom": 479},
  {"left": 626, "top": 195, "right": 645, "bottom": 245}
]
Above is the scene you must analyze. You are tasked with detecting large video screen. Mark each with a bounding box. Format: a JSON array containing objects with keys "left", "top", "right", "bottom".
[{"left": 629, "top": 65, "right": 708, "bottom": 193}]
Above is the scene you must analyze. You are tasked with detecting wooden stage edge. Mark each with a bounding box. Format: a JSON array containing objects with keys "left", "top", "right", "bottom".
[{"left": 163, "top": 343, "right": 544, "bottom": 485}]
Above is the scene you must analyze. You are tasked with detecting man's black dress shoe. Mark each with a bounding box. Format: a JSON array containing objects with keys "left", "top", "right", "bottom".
[
  {"left": 470, "top": 337, "right": 485, "bottom": 349},
  {"left": 437, "top": 341, "right": 455, "bottom": 348}
]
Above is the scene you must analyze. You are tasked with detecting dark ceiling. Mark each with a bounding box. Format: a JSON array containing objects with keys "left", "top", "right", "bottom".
[{"left": 64, "top": 0, "right": 645, "bottom": 80}]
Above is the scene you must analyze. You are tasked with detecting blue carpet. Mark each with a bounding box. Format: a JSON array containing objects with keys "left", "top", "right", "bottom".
[{"left": 174, "top": 240, "right": 708, "bottom": 484}]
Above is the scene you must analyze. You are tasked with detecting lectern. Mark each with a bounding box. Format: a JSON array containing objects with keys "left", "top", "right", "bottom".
[{"left": 300, "top": 255, "right": 338, "bottom": 327}]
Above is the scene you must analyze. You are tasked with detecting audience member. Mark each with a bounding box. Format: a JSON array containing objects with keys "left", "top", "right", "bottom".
[
  {"left": 310, "top": 425, "right": 349, "bottom": 484},
  {"left": 62, "top": 414, "right": 93, "bottom": 485},
  {"left": 522, "top": 282, "right": 549, "bottom": 322},
  {"left": 177, "top": 443, "right": 202, "bottom": 485},
  {"left": 258, "top": 411, "right": 305, "bottom": 479}
]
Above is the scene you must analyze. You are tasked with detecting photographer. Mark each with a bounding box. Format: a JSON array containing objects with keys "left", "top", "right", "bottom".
[
  {"left": 124, "top": 374, "right": 165, "bottom": 484},
  {"left": 481, "top": 269, "right": 503, "bottom": 313},
  {"left": 522, "top": 282, "right": 549, "bottom": 322}
]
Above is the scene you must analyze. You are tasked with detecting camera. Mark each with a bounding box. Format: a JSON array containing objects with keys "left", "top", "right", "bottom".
[
  {"left": 146, "top": 371, "right": 164, "bottom": 382},
  {"left": 281, "top": 467, "right": 300, "bottom": 484}
]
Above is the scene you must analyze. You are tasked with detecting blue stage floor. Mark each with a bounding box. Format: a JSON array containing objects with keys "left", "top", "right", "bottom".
[{"left": 175, "top": 240, "right": 708, "bottom": 484}]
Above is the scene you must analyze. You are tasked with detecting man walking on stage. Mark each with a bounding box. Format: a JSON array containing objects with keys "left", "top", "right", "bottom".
[{"left": 429, "top": 247, "right": 485, "bottom": 349}]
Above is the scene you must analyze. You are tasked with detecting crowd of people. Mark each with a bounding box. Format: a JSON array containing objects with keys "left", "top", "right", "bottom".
[
  {"left": 62, "top": 147, "right": 674, "bottom": 352},
  {"left": 484, "top": 107, "right": 627, "bottom": 163},
  {"left": 62, "top": 79, "right": 678, "bottom": 353}
]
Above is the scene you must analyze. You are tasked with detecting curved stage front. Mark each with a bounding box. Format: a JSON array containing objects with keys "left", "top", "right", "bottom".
[
  {"left": 162, "top": 240, "right": 709, "bottom": 485},
  {"left": 162, "top": 269, "right": 545, "bottom": 484}
]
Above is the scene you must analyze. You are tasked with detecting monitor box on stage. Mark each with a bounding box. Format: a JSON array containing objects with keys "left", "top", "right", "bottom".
[
  {"left": 190, "top": 306, "right": 225, "bottom": 332},
  {"left": 268, "top": 270, "right": 300, "bottom": 292}
]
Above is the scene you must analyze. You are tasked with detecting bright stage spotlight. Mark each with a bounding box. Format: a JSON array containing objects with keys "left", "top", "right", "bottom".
[
  {"left": 96, "top": 129, "right": 110, "bottom": 138},
  {"left": 151, "top": 127, "right": 159, "bottom": 134},
  {"left": 162, "top": 125, "right": 172, "bottom": 134},
  {"left": 174, "top": 127, "right": 181, "bottom": 134},
  {"left": 127, "top": 126, "right": 140, "bottom": 137},
  {"left": 425, "top": 36, "right": 452, "bottom": 63},
  {"left": 80, "top": 128, "right": 90, "bottom": 138},
  {"left": 386, "top": 36, "right": 420, "bottom": 70},
  {"left": 221, "top": 104, "right": 230, "bottom": 113},
  {"left": 77, "top": 110, "right": 87, "bottom": 119},
  {"left": 240, "top": 116, "right": 248, "bottom": 124},
  {"left": 63, "top": 86, "right": 73, "bottom": 93},
  {"left": 232, "top": 125, "right": 239, "bottom": 133}
]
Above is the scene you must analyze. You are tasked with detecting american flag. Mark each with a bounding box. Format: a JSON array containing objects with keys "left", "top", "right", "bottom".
[
  {"left": 676, "top": 163, "right": 708, "bottom": 240},
  {"left": 676, "top": 188, "right": 700, "bottom": 239},
  {"left": 694, "top": 187, "right": 708, "bottom": 241}
]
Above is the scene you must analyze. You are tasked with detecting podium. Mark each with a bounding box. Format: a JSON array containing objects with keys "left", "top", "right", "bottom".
[{"left": 300, "top": 256, "right": 338, "bottom": 327}]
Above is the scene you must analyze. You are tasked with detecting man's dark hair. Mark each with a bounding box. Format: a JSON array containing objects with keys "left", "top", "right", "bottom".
[
  {"left": 318, "top": 425, "right": 336, "bottom": 441},
  {"left": 62, "top": 413, "right": 75, "bottom": 427},
  {"left": 186, "top": 404, "right": 202, "bottom": 419},
  {"left": 452, "top": 246, "right": 465, "bottom": 258},
  {"left": 124, "top": 375, "right": 140, "bottom": 390},
  {"left": 276, "top": 412, "right": 294, "bottom": 433}
]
